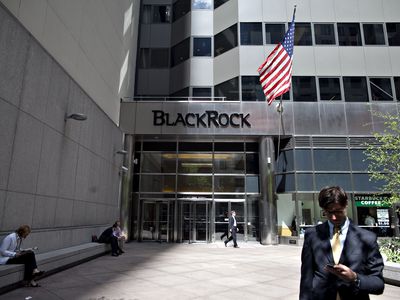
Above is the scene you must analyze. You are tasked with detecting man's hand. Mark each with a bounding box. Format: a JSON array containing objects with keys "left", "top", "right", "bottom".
[
  {"left": 236, "top": 228, "right": 239, "bottom": 232},
  {"left": 324, "top": 264, "right": 357, "bottom": 282}
]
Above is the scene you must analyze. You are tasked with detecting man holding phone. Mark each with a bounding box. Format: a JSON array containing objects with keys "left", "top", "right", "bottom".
[{"left": 300, "top": 186, "right": 384, "bottom": 300}]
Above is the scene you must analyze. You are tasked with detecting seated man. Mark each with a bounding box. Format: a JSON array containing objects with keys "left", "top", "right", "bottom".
[{"left": 98, "top": 223, "right": 123, "bottom": 256}]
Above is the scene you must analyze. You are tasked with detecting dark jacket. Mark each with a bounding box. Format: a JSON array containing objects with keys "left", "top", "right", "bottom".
[
  {"left": 98, "top": 227, "right": 113, "bottom": 243},
  {"left": 300, "top": 221, "right": 384, "bottom": 300}
]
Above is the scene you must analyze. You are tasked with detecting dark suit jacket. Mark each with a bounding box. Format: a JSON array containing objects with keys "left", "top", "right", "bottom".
[
  {"left": 300, "top": 221, "right": 384, "bottom": 300},
  {"left": 228, "top": 216, "right": 237, "bottom": 230}
]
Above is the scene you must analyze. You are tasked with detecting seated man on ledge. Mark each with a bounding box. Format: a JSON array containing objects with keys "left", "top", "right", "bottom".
[{"left": 98, "top": 222, "right": 124, "bottom": 256}]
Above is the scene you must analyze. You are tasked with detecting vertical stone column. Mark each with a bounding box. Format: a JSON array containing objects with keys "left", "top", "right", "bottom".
[
  {"left": 259, "top": 137, "right": 278, "bottom": 245},
  {"left": 120, "top": 134, "right": 134, "bottom": 240}
]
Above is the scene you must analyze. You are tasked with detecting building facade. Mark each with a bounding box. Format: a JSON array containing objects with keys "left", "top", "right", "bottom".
[{"left": 120, "top": 0, "right": 400, "bottom": 244}]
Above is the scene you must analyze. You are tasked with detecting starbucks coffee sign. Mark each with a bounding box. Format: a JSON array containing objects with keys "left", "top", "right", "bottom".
[
  {"left": 353, "top": 194, "right": 391, "bottom": 207},
  {"left": 152, "top": 110, "right": 251, "bottom": 128}
]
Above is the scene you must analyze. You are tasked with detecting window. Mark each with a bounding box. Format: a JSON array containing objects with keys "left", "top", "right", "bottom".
[
  {"left": 363, "top": 24, "right": 385, "bottom": 45},
  {"left": 142, "top": 5, "right": 152, "bottom": 24},
  {"left": 369, "top": 78, "right": 393, "bottom": 101},
  {"left": 138, "top": 48, "right": 150, "bottom": 68},
  {"left": 395, "top": 77, "right": 400, "bottom": 100},
  {"left": 292, "top": 76, "right": 317, "bottom": 101},
  {"left": 338, "top": 23, "right": 362, "bottom": 46},
  {"left": 171, "top": 38, "right": 190, "bottom": 67},
  {"left": 314, "top": 149, "right": 350, "bottom": 171},
  {"left": 294, "top": 23, "right": 312, "bottom": 45},
  {"left": 241, "top": 76, "right": 264, "bottom": 101},
  {"left": 240, "top": 23, "right": 263, "bottom": 45},
  {"left": 193, "top": 0, "right": 212, "bottom": 9},
  {"left": 173, "top": 0, "right": 191, "bottom": 22},
  {"left": 295, "top": 149, "right": 312, "bottom": 171},
  {"left": 170, "top": 87, "right": 189, "bottom": 99},
  {"left": 350, "top": 149, "right": 368, "bottom": 171},
  {"left": 343, "top": 77, "right": 368, "bottom": 102},
  {"left": 265, "top": 24, "right": 285, "bottom": 44},
  {"left": 192, "top": 87, "right": 212, "bottom": 99},
  {"left": 314, "top": 24, "right": 335, "bottom": 45},
  {"left": 319, "top": 78, "right": 341, "bottom": 100},
  {"left": 215, "top": 77, "right": 239, "bottom": 101},
  {"left": 153, "top": 5, "right": 171, "bottom": 23},
  {"left": 386, "top": 23, "right": 400, "bottom": 46},
  {"left": 214, "top": 0, "right": 230, "bottom": 9},
  {"left": 193, "top": 37, "right": 211, "bottom": 56},
  {"left": 150, "top": 48, "right": 169, "bottom": 68},
  {"left": 214, "top": 24, "right": 238, "bottom": 57}
]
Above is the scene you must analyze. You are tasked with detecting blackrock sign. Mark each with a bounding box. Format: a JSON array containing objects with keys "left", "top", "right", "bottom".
[{"left": 152, "top": 110, "right": 251, "bottom": 128}]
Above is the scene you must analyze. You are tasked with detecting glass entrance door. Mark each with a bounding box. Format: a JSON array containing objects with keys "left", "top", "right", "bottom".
[
  {"left": 180, "top": 201, "right": 210, "bottom": 243},
  {"left": 141, "top": 201, "right": 170, "bottom": 242}
]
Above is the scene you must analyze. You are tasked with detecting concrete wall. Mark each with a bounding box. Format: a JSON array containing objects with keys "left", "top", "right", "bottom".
[
  {"left": 0, "top": 4, "right": 124, "bottom": 252},
  {"left": 0, "top": 0, "right": 141, "bottom": 124}
]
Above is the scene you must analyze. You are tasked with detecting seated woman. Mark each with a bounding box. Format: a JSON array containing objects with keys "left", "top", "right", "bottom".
[
  {"left": 0, "top": 225, "right": 44, "bottom": 287},
  {"left": 98, "top": 222, "right": 123, "bottom": 256}
]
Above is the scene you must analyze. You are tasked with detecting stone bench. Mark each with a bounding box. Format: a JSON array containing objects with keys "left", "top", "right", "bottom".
[
  {"left": 0, "top": 242, "right": 110, "bottom": 294},
  {"left": 383, "top": 261, "right": 400, "bottom": 286}
]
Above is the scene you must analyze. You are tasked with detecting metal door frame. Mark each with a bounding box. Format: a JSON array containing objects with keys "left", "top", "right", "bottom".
[{"left": 140, "top": 200, "right": 170, "bottom": 242}]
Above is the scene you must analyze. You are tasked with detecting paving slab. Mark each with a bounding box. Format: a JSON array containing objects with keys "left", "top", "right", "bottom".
[{"left": 0, "top": 241, "right": 398, "bottom": 300}]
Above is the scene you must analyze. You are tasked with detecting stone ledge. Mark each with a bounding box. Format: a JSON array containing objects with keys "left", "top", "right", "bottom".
[
  {"left": 0, "top": 242, "right": 110, "bottom": 294},
  {"left": 383, "top": 261, "right": 400, "bottom": 286}
]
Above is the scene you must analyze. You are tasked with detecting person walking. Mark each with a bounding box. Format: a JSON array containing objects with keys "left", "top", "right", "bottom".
[
  {"left": 224, "top": 210, "right": 239, "bottom": 248},
  {"left": 300, "top": 186, "right": 384, "bottom": 300}
]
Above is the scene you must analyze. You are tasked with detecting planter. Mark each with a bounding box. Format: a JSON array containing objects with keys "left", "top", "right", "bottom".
[{"left": 383, "top": 261, "right": 400, "bottom": 286}]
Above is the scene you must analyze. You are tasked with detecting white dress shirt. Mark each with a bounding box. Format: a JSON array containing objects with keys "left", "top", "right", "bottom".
[
  {"left": 0, "top": 232, "right": 20, "bottom": 265},
  {"left": 328, "top": 217, "right": 350, "bottom": 260}
]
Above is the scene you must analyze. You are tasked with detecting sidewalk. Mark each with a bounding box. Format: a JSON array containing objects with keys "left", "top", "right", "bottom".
[{"left": 1, "top": 241, "right": 398, "bottom": 300}]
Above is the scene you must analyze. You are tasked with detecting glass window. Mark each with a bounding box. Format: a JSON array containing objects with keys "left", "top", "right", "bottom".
[
  {"left": 265, "top": 24, "right": 285, "bottom": 44},
  {"left": 193, "top": 37, "right": 211, "bottom": 56},
  {"left": 240, "top": 23, "right": 263, "bottom": 45},
  {"left": 143, "top": 142, "right": 176, "bottom": 151},
  {"left": 150, "top": 48, "right": 169, "bottom": 68},
  {"left": 214, "top": 176, "right": 245, "bottom": 193},
  {"left": 178, "top": 153, "right": 212, "bottom": 173},
  {"left": 171, "top": 38, "right": 190, "bottom": 67},
  {"left": 315, "top": 174, "right": 351, "bottom": 191},
  {"left": 214, "top": 24, "right": 238, "bottom": 57},
  {"left": 294, "top": 23, "right": 312, "bottom": 45},
  {"left": 395, "top": 77, "right": 400, "bottom": 100},
  {"left": 296, "top": 174, "right": 314, "bottom": 191},
  {"left": 141, "top": 175, "right": 176, "bottom": 192},
  {"left": 353, "top": 174, "right": 385, "bottom": 192},
  {"left": 142, "top": 5, "right": 152, "bottom": 24},
  {"left": 193, "top": 0, "right": 212, "bottom": 9},
  {"left": 173, "top": 0, "right": 191, "bottom": 22},
  {"left": 338, "top": 23, "right": 362, "bottom": 46},
  {"left": 142, "top": 153, "right": 176, "bottom": 173},
  {"left": 170, "top": 87, "right": 189, "bottom": 99},
  {"left": 178, "top": 175, "right": 212, "bottom": 192},
  {"left": 276, "top": 173, "right": 295, "bottom": 192},
  {"left": 192, "top": 87, "right": 212, "bottom": 98},
  {"left": 363, "top": 24, "right": 385, "bottom": 45},
  {"left": 214, "top": 77, "right": 239, "bottom": 101},
  {"left": 314, "top": 149, "right": 350, "bottom": 171},
  {"left": 241, "top": 76, "right": 264, "bottom": 101},
  {"left": 153, "top": 5, "right": 171, "bottom": 23},
  {"left": 386, "top": 23, "right": 400, "bottom": 46},
  {"left": 246, "top": 153, "right": 259, "bottom": 174},
  {"left": 369, "top": 78, "right": 394, "bottom": 101},
  {"left": 277, "top": 150, "right": 294, "bottom": 173},
  {"left": 293, "top": 76, "right": 317, "bottom": 101},
  {"left": 350, "top": 149, "right": 368, "bottom": 171},
  {"left": 319, "top": 78, "right": 341, "bottom": 100},
  {"left": 138, "top": 48, "right": 150, "bottom": 68},
  {"left": 179, "top": 142, "right": 212, "bottom": 151},
  {"left": 214, "top": 153, "right": 245, "bottom": 174},
  {"left": 314, "top": 24, "right": 336, "bottom": 45},
  {"left": 343, "top": 77, "right": 368, "bottom": 102},
  {"left": 215, "top": 142, "right": 244, "bottom": 152},
  {"left": 214, "top": 0, "right": 229, "bottom": 9},
  {"left": 246, "top": 176, "right": 259, "bottom": 193},
  {"left": 295, "top": 149, "right": 312, "bottom": 171}
]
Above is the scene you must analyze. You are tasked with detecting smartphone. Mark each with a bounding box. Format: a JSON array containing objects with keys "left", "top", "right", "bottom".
[{"left": 326, "top": 263, "right": 335, "bottom": 269}]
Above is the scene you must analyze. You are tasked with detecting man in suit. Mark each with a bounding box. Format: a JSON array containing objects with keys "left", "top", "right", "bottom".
[
  {"left": 224, "top": 210, "right": 239, "bottom": 248},
  {"left": 300, "top": 186, "right": 384, "bottom": 300}
]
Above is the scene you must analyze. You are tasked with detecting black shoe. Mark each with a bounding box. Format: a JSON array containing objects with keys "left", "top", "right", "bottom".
[
  {"left": 234, "top": 245, "right": 239, "bottom": 248},
  {"left": 220, "top": 235, "right": 223, "bottom": 240},
  {"left": 224, "top": 241, "right": 227, "bottom": 247},
  {"left": 111, "top": 253, "right": 119, "bottom": 256},
  {"left": 119, "top": 250, "right": 124, "bottom": 254},
  {"left": 33, "top": 270, "right": 45, "bottom": 277}
]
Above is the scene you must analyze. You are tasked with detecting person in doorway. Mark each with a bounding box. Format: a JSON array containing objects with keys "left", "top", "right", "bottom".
[
  {"left": 224, "top": 210, "right": 239, "bottom": 248},
  {"left": 300, "top": 186, "right": 384, "bottom": 300},
  {"left": 98, "top": 223, "right": 123, "bottom": 256},
  {"left": 364, "top": 212, "right": 376, "bottom": 226},
  {"left": 0, "top": 225, "right": 44, "bottom": 287},
  {"left": 112, "top": 220, "right": 126, "bottom": 253}
]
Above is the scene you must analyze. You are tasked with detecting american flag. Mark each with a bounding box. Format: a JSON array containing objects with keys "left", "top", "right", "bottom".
[{"left": 258, "top": 11, "right": 296, "bottom": 105}]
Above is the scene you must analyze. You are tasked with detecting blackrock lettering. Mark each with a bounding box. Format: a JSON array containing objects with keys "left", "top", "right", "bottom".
[{"left": 152, "top": 110, "right": 251, "bottom": 128}]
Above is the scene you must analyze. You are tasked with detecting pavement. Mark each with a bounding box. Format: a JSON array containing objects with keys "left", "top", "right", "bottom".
[{"left": 0, "top": 241, "right": 399, "bottom": 300}]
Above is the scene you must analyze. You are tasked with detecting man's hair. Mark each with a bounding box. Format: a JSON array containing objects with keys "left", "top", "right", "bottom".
[
  {"left": 231, "top": 210, "right": 236, "bottom": 214},
  {"left": 16, "top": 225, "right": 31, "bottom": 237},
  {"left": 318, "top": 186, "right": 348, "bottom": 209}
]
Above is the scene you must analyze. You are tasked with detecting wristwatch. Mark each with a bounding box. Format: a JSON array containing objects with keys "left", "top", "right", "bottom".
[{"left": 353, "top": 273, "right": 361, "bottom": 288}]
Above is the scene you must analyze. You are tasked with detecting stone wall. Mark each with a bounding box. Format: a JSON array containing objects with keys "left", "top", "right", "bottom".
[{"left": 0, "top": 4, "right": 123, "bottom": 252}]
